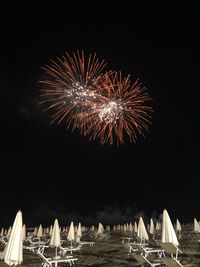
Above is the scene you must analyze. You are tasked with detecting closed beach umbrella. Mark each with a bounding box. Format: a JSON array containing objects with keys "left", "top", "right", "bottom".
[
  {"left": 134, "top": 222, "right": 138, "bottom": 233},
  {"left": 76, "top": 223, "right": 82, "bottom": 238},
  {"left": 6, "top": 227, "right": 12, "bottom": 238},
  {"left": 2, "top": 210, "right": 23, "bottom": 266},
  {"left": 67, "top": 222, "right": 75, "bottom": 242},
  {"left": 149, "top": 218, "right": 154, "bottom": 235},
  {"left": 97, "top": 223, "right": 104, "bottom": 234},
  {"left": 37, "top": 224, "right": 43, "bottom": 238},
  {"left": 0, "top": 228, "right": 4, "bottom": 237},
  {"left": 22, "top": 225, "right": 26, "bottom": 241},
  {"left": 49, "top": 225, "right": 53, "bottom": 236},
  {"left": 194, "top": 218, "right": 200, "bottom": 232},
  {"left": 33, "top": 227, "right": 37, "bottom": 237},
  {"left": 50, "top": 219, "right": 61, "bottom": 247},
  {"left": 161, "top": 209, "right": 179, "bottom": 245},
  {"left": 176, "top": 219, "right": 182, "bottom": 232},
  {"left": 50, "top": 219, "right": 60, "bottom": 265},
  {"left": 137, "top": 217, "right": 149, "bottom": 242},
  {"left": 156, "top": 221, "right": 161, "bottom": 231}
]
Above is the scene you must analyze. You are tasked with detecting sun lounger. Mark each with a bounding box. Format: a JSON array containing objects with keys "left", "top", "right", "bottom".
[
  {"left": 0, "top": 237, "right": 8, "bottom": 246},
  {"left": 59, "top": 244, "right": 82, "bottom": 256},
  {"left": 36, "top": 247, "right": 78, "bottom": 267},
  {"left": 132, "top": 253, "right": 163, "bottom": 267},
  {"left": 27, "top": 238, "right": 47, "bottom": 246},
  {"left": 95, "top": 233, "right": 110, "bottom": 241},
  {"left": 77, "top": 241, "right": 95, "bottom": 247},
  {"left": 159, "top": 243, "right": 183, "bottom": 267},
  {"left": 161, "top": 257, "right": 183, "bottom": 267},
  {"left": 120, "top": 237, "right": 133, "bottom": 243},
  {"left": 160, "top": 243, "right": 182, "bottom": 260},
  {"left": 136, "top": 243, "right": 165, "bottom": 258},
  {"left": 23, "top": 245, "right": 37, "bottom": 252},
  {"left": 123, "top": 242, "right": 138, "bottom": 254}
]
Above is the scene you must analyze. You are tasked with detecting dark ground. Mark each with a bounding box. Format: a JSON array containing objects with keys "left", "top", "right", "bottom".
[{"left": 0, "top": 232, "right": 200, "bottom": 266}]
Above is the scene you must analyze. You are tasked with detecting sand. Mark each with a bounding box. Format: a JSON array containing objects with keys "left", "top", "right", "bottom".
[{"left": 0, "top": 232, "right": 200, "bottom": 266}]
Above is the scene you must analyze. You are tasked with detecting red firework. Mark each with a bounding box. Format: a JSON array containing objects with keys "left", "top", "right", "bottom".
[
  {"left": 39, "top": 51, "right": 153, "bottom": 145},
  {"left": 74, "top": 71, "right": 153, "bottom": 144},
  {"left": 39, "top": 51, "right": 106, "bottom": 126}
]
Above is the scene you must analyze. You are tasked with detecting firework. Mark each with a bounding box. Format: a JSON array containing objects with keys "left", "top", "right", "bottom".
[
  {"left": 39, "top": 51, "right": 106, "bottom": 126},
  {"left": 39, "top": 51, "right": 153, "bottom": 145},
  {"left": 74, "top": 72, "right": 152, "bottom": 144}
]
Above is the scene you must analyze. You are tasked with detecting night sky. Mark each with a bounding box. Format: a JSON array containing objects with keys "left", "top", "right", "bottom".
[{"left": 0, "top": 1, "right": 198, "bottom": 226}]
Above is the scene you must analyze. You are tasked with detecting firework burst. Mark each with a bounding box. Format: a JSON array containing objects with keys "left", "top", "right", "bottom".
[
  {"left": 39, "top": 51, "right": 106, "bottom": 126},
  {"left": 74, "top": 72, "right": 153, "bottom": 144},
  {"left": 39, "top": 51, "right": 153, "bottom": 145}
]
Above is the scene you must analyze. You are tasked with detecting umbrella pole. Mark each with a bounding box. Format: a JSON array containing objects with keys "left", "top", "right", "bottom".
[
  {"left": 70, "top": 240, "right": 73, "bottom": 254},
  {"left": 55, "top": 246, "right": 58, "bottom": 267}
]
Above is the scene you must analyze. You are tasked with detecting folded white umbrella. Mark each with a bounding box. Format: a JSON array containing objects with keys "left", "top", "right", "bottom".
[
  {"left": 176, "top": 219, "right": 182, "bottom": 232},
  {"left": 67, "top": 222, "right": 75, "bottom": 242},
  {"left": 129, "top": 223, "right": 133, "bottom": 232},
  {"left": 106, "top": 225, "right": 110, "bottom": 231},
  {"left": 76, "top": 222, "right": 82, "bottom": 238},
  {"left": 22, "top": 225, "right": 26, "bottom": 241},
  {"left": 194, "top": 218, "right": 200, "bottom": 232},
  {"left": 50, "top": 219, "right": 61, "bottom": 247},
  {"left": 50, "top": 219, "right": 60, "bottom": 266},
  {"left": 45, "top": 227, "right": 49, "bottom": 234},
  {"left": 123, "top": 224, "right": 127, "bottom": 232},
  {"left": 137, "top": 217, "right": 149, "bottom": 242},
  {"left": 156, "top": 221, "right": 161, "bottom": 231},
  {"left": 161, "top": 209, "right": 179, "bottom": 245},
  {"left": 49, "top": 225, "right": 53, "bottom": 236},
  {"left": 134, "top": 221, "right": 138, "bottom": 233},
  {"left": 149, "top": 218, "right": 155, "bottom": 235},
  {"left": 33, "top": 227, "right": 38, "bottom": 237},
  {"left": 0, "top": 227, "right": 4, "bottom": 237},
  {"left": 37, "top": 224, "right": 43, "bottom": 238},
  {"left": 2, "top": 210, "right": 23, "bottom": 266},
  {"left": 6, "top": 227, "right": 12, "bottom": 238},
  {"left": 97, "top": 222, "right": 104, "bottom": 234}
]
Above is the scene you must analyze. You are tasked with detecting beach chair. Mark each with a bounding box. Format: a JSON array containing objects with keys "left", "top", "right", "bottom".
[
  {"left": 75, "top": 235, "right": 95, "bottom": 247},
  {"left": 95, "top": 232, "right": 110, "bottom": 241},
  {"left": 161, "top": 257, "right": 183, "bottom": 267},
  {"left": 0, "top": 237, "right": 8, "bottom": 246},
  {"left": 26, "top": 236, "right": 47, "bottom": 246},
  {"left": 58, "top": 244, "right": 82, "bottom": 256},
  {"left": 160, "top": 243, "right": 182, "bottom": 260},
  {"left": 36, "top": 246, "right": 78, "bottom": 267},
  {"left": 124, "top": 238, "right": 165, "bottom": 266},
  {"left": 23, "top": 244, "right": 37, "bottom": 252},
  {"left": 136, "top": 243, "right": 165, "bottom": 258},
  {"left": 160, "top": 243, "right": 183, "bottom": 267},
  {"left": 123, "top": 242, "right": 138, "bottom": 254},
  {"left": 76, "top": 241, "right": 95, "bottom": 247},
  {"left": 132, "top": 253, "right": 163, "bottom": 267},
  {"left": 120, "top": 236, "right": 133, "bottom": 244}
]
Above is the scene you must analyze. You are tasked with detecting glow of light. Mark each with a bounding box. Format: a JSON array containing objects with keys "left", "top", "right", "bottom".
[{"left": 98, "top": 100, "right": 125, "bottom": 123}]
